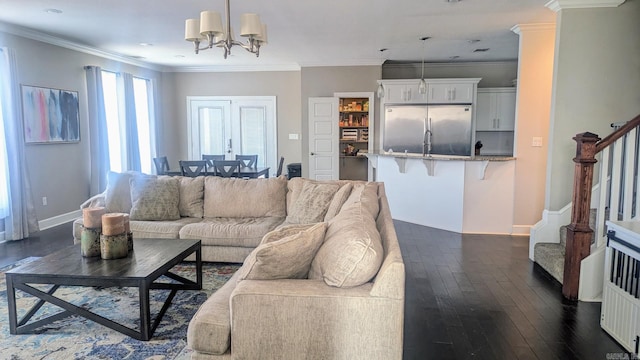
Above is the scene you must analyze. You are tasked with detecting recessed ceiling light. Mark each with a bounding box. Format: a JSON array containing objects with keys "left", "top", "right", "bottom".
[
  {"left": 44, "top": 8, "right": 63, "bottom": 14},
  {"left": 174, "top": 55, "right": 185, "bottom": 58},
  {"left": 473, "top": 48, "right": 490, "bottom": 52},
  {"left": 467, "top": 39, "right": 480, "bottom": 44},
  {"left": 139, "top": 43, "right": 153, "bottom": 47}
]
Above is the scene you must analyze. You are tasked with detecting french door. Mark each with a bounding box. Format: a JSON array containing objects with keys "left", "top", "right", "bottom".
[{"left": 187, "top": 96, "right": 277, "bottom": 170}]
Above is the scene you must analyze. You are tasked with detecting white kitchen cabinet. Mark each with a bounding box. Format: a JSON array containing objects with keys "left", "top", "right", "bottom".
[
  {"left": 428, "top": 82, "right": 474, "bottom": 104},
  {"left": 378, "top": 79, "right": 480, "bottom": 105},
  {"left": 381, "top": 82, "right": 426, "bottom": 104},
  {"left": 475, "top": 88, "right": 516, "bottom": 131}
]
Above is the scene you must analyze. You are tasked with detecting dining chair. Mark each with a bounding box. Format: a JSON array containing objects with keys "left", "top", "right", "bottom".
[
  {"left": 275, "top": 156, "right": 285, "bottom": 177},
  {"left": 179, "top": 160, "right": 207, "bottom": 177},
  {"left": 235, "top": 154, "right": 258, "bottom": 168},
  {"left": 213, "top": 160, "right": 241, "bottom": 178},
  {"left": 153, "top": 156, "right": 170, "bottom": 175},
  {"left": 202, "top": 154, "right": 225, "bottom": 173}
]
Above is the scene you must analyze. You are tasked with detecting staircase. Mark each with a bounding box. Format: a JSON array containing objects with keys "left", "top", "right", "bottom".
[
  {"left": 531, "top": 113, "right": 640, "bottom": 300},
  {"left": 534, "top": 209, "right": 598, "bottom": 283}
]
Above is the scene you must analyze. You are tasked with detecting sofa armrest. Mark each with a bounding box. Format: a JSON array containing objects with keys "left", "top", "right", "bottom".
[
  {"left": 80, "top": 192, "right": 106, "bottom": 209},
  {"left": 230, "top": 279, "right": 404, "bottom": 360}
]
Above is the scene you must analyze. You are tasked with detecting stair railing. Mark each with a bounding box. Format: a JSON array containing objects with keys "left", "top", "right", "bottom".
[{"left": 564, "top": 113, "right": 640, "bottom": 300}]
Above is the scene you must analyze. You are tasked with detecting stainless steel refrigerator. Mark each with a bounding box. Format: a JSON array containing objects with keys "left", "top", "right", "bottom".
[{"left": 383, "top": 104, "right": 473, "bottom": 157}]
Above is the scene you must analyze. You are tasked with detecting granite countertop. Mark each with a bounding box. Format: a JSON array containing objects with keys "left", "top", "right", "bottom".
[{"left": 365, "top": 151, "right": 515, "bottom": 161}]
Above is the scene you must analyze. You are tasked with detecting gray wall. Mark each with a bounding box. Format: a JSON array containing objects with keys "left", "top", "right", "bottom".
[
  {"left": 545, "top": 1, "right": 640, "bottom": 210},
  {"left": 301, "top": 66, "right": 381, "bottom": 177},
  {"left": 382, "top": 61, "right": 518, "bottom": 88},
  {"left": 0, "top": 31, "right": 163, "bottom": 223},
  {"left": 159, "top": 71, "right": 302, "bottom": 170}
]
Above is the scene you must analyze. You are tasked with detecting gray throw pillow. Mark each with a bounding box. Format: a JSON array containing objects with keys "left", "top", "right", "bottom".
[
  {"left": 285, "top": 181, "right": 340, "bottom": 224},
  {"left": 237, "top": 222, "right": 328, "bottom": 281},
  {"left": 129, "top": 176, "right": 180, "bottom": 221}
]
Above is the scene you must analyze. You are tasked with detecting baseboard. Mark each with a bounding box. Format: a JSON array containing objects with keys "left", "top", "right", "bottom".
[
  {"left": 38, "top": 210, "right": 81, "bottom": 231},
  {"left": 511, "top": 225, "right": 531, "bottom": 236}
]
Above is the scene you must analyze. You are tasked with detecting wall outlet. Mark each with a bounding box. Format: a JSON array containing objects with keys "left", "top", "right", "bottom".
[
  {"left": 42, "top": 196, "right": 47, "bottom": 206},
  {"left": 532, "top": 137, "right": 543, "bottom": 147}
]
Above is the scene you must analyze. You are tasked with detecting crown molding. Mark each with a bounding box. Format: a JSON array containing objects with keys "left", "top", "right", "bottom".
[
  {"left": 511, "top": 23, "right": 556, "bottom": 35},
  {"left": 0, "top": 21, "right": 164, "bottom": 72},
  {"left": 167, "top": 63, "right": 301, "bottom": 73},
  {"left": 298, "top": 59, "right": 383, "bottom": 68},
  {"left": 545, "top": 0, "right": 626, "bottom": 12}
]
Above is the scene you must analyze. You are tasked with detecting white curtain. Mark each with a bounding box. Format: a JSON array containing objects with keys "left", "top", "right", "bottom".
[
  {"left": 0, "top": 47, "right": 39, "bottom": 241},
  {"left": 122, "top": 73, "right": 140, "bottom": 171},
  {"left": 85, "top": 66, "right": 110, "bottom": 195}
]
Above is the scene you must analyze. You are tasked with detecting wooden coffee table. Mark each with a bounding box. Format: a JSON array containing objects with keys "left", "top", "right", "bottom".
[{"left": 5, "top": 238, "right": 202, "bottom": 341}]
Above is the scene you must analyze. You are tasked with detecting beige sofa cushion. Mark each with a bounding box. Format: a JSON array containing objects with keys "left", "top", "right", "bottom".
[
  {"left": 237, "top": 223, "right": 327, "bottom": 281},
  {"left": 309, "top": 192, "right": 383, "bottom": 288},
  {"left": 343, "top": 182, "right": 380, "bottom": 218},
  {"left": 130, "top": 217, "right": 201, "bottom": 239},
  {"left": 204, "top": 177, "right": 287, "bottom": 218},
  {"left": 174, "top": 176, "right": 204, "bottom": 218},
  {"left": 285, "top": 181, "right": 339, "bottom": 224},
  {"left": 129, "top": 176, "right": 180, "bottom": 221},
  {"left": 179, "top": 217, "right": 285, "bottom": 248}
]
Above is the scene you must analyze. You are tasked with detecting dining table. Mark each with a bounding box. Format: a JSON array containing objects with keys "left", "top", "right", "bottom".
[{"left": 166, "top": 166, "right": 270, "bottom": 179}]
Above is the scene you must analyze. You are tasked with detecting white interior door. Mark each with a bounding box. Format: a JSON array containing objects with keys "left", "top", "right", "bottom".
[
  {"left": 188, "top": 96, "right": 277, "bottom": 171},
  {"left": 308, "top": 97, "right": 339, "bottom": 180}
]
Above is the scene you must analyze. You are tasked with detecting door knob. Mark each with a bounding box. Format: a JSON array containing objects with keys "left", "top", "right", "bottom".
[{"left": 310, "top": 152, "right": 316, "bottom": 155}]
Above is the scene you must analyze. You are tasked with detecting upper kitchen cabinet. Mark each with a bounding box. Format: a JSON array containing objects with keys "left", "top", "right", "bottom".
[
  {"left": 380, "top": 81, "right": 426, "bottom": 104},
  {"left": 378, "top": 79, "right": 480, "bottom": 105},
  {"left": 427, "top": 80, "right": 476, "bottom": 104},
  {"left": 475, "top": 88, "right": 516, "bottom": 131}
]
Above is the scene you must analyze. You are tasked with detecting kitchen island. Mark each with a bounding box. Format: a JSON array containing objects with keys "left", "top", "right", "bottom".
[{"left": 366, "top": 152, "right": 516, "bottom": 234}]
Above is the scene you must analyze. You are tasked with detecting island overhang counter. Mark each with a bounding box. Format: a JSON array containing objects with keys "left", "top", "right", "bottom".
[{"left": 366, "top": 152, "right": 516, "bottom": 234}]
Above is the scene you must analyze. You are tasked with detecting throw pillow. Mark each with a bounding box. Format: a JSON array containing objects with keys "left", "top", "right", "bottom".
[
  {"left": 308, "top": 200, "right": 383, "bottom": 288},
  {"left": 105, "top": 171, "right": 138, "bottom": 213},
  {"left": 323, "top": 183, "right": 353, "bottom": 221},
  {"left": 129, "top": 176, "right": 181, "bottom": 221},
  {"left": 237, "top": 222, "right": 328, "bottom": 281},
  {"left": 285, "top": 181, "right": 340, "bottom": 224},
  {"left": 174, "top": 176, "right": 204, "bottom": 218}
]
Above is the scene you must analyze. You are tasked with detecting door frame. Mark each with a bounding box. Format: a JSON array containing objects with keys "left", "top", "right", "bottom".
[{"left": 186, "top": 96, "right": 277, "bottom": 171}]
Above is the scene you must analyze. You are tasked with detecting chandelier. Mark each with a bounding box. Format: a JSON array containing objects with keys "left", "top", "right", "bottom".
[{"left": 184, "top": 0, "right": 267, "bottom": 58}]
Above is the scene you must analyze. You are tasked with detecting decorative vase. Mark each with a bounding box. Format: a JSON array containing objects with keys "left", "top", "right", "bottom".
[
  {"left": 81, "top": 227, "right": 102, "bottom": 257},
  {"left": 100, "top": 233, "right": 129, "bottom": 259}
]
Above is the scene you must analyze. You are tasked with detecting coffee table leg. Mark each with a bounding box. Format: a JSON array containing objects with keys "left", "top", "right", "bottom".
[
  {"left": 6, "top": 275, "right": 17, "bottom": 334},
  {"left": 139, "top": 285, "right": 151, "bottom": 341},
  {"left": 196, "top": 247, "right": 202, "bottom": 289}
]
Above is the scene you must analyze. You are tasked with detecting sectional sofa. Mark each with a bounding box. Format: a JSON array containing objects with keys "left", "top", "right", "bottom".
[{"left": 73, "top": 172, "right": 405, "bottom": 359}]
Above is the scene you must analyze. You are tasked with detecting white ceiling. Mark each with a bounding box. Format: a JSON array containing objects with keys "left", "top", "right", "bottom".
[{"left": 0, "top": 0, "right": 556, "bottom": 71}]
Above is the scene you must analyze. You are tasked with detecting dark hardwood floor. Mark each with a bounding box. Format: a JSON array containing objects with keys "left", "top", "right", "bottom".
[{"left": 0, "top": 220, "right": 628, "bottom": 359}]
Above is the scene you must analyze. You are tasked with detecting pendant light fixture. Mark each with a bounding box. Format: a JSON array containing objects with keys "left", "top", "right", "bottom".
[
  {"left": 377, "top": 48, "right": 388, "bottom": 98},
  {"left": 418, "top": 37, "right": 430, "bottom": 94},
  {"left": 185, "top": 0, "right": 267, "bottom": 59}
]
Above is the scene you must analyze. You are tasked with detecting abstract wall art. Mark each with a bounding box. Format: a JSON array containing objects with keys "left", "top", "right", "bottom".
[{"left": 21, "top": 85, "right": 80, "bottom": 144}]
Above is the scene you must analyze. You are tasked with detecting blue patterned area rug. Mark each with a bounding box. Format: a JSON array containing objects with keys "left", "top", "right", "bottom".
[{"left": 0, "top": 257, "right": 239, "bottom": 360}]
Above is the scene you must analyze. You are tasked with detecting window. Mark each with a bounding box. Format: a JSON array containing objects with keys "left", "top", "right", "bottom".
[{"left": 100, "top": 71, "right": 155, "bottom": 173}]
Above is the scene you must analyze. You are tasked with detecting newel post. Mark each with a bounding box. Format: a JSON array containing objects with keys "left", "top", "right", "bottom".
[{"left": 562, "top": 132, "right": 601, "bottom": 300}]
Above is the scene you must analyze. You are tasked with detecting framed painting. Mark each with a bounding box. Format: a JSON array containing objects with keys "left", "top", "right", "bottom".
[{"left": 21, "top": 85, "right": 80, "bottom": 144}]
